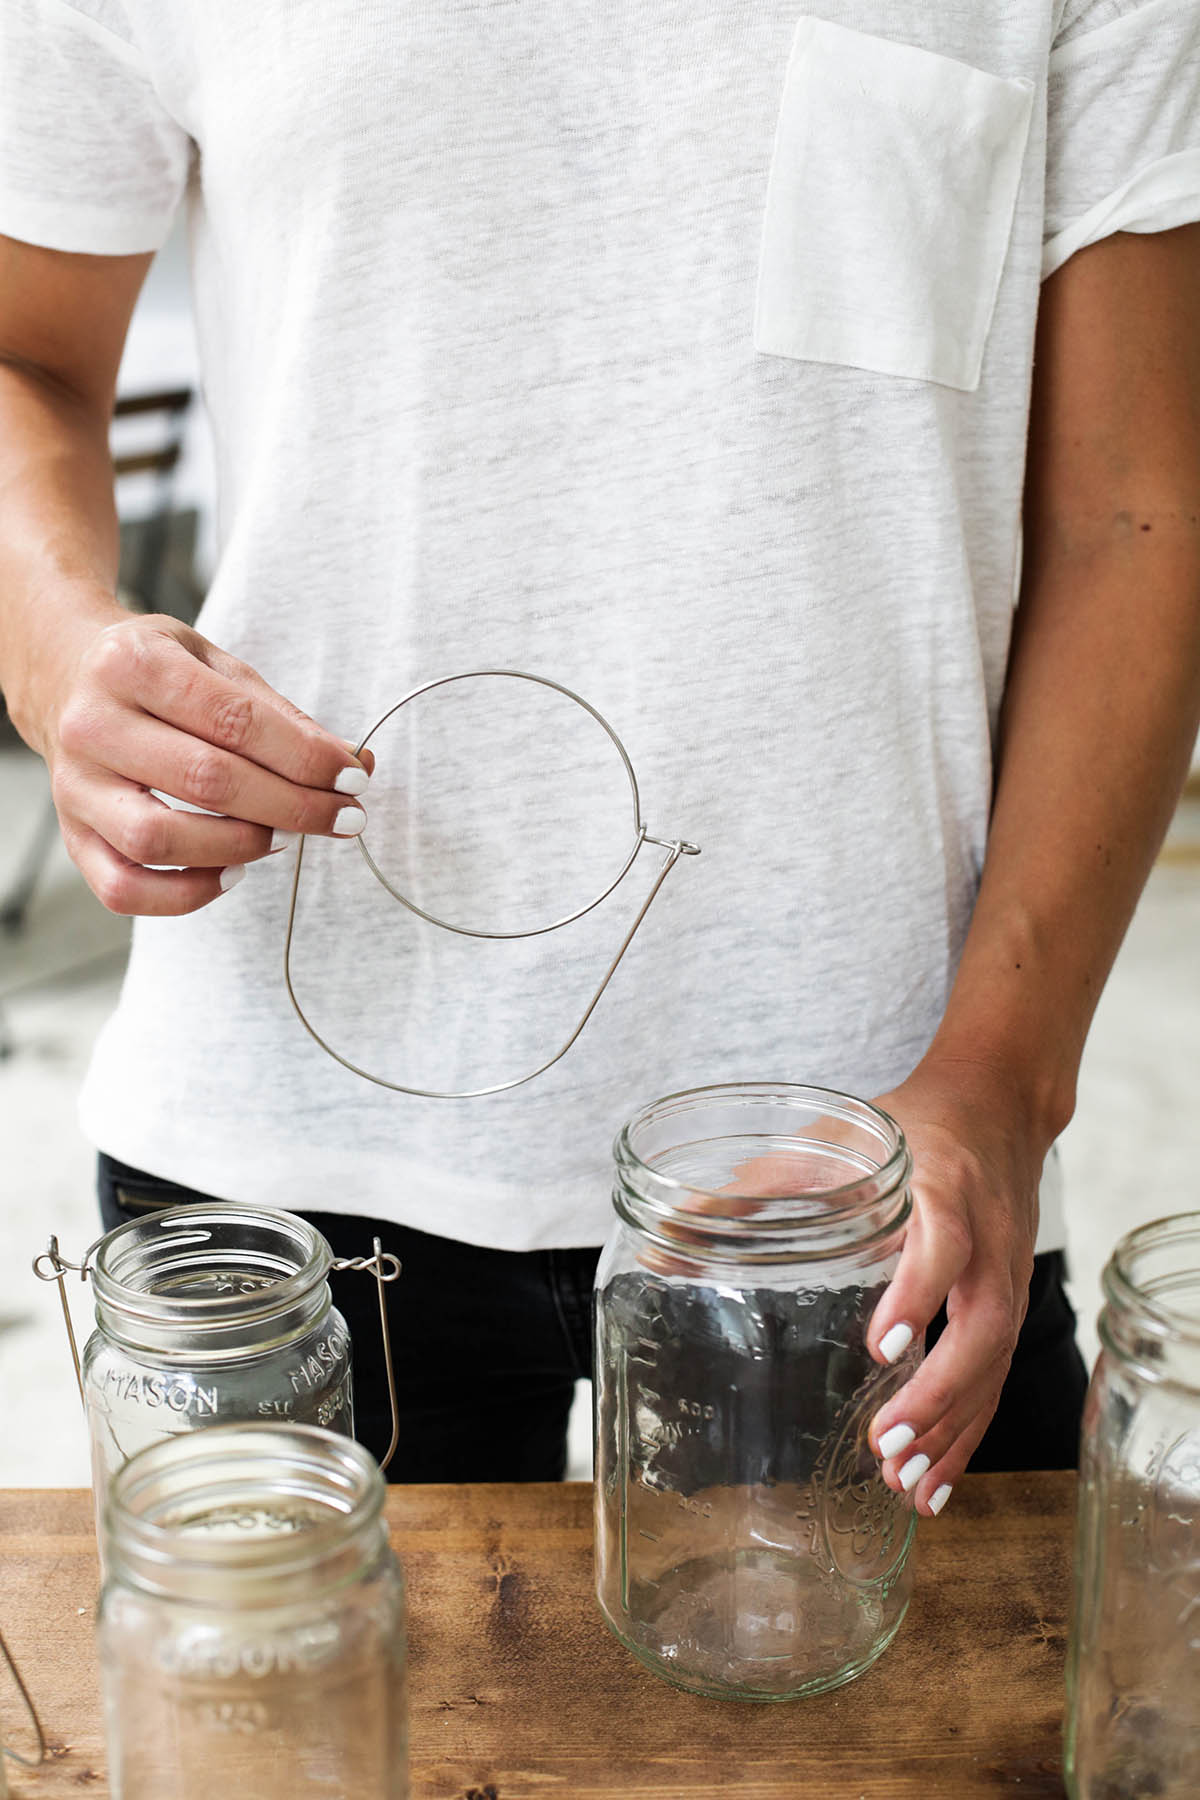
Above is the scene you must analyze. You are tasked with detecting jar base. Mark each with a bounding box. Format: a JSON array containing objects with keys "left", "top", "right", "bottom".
[{"left": 596, "top": 1590, "right": 910, "bottom": 1702}]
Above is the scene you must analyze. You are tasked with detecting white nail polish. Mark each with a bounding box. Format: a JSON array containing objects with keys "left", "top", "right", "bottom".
[
  {"left": 877, "top": 1423, "right": 916, "bottom": 1460},
  {"left": 332, "top": 807, "right": 366, "bottom": 837},
  {"left": 899, "top": 1452, "right": 930, "bottom": 1492},
  {"left": 333, "top": 765, "right": 369, "bottom": 796},
  {"left": 928, "top": 1483, "right": 953, "bottom": 1516},
  {"left": 269, "top": 830, "right": 300, "bottom": 854},
  {"left": 879, "top": 1322, "right": 914, "bottom": 1364},
  {"left": 219, "top": 864, "right": 246, "bottom": 893}
]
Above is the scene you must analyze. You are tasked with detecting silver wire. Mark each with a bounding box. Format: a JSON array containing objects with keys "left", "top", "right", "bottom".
[
  {"left": 32, "top": 1235, "right": 104, "bottom": 1410},
  {"left": 283, "top": 668, "right": 700, "bottom": 1098},
  {"left": 0, "top": 1624, "right": 48, "bottom": 1773},
  {"left": 331, "top": 1242, "right": 402, "bottom": 1473},
  {"left": 349, "top": 669, "right": 646, "bottom": 940}
]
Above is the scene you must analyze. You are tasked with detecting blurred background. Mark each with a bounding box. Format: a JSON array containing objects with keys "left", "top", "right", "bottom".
[{"left": 1, "top": 226, "right": 1198, "bottom": 1486}]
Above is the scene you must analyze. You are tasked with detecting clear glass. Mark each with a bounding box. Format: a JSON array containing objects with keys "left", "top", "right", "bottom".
[
  {"left": 1065, "top": 1212, "right": 1200, "bottom": 1799},
  {"left": 82, "top": 1207, "right": 354, "bottom": 1526},
  {"left": 594, "top": 1082, "right": 919, "bottom": 1700},
  {"left": 98, "top": 1423, "right": 406, "bottom": 1800}
]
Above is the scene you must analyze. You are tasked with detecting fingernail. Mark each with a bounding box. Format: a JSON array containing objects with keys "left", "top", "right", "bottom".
[
  {"left": 899, "top": 1452, "right": 930, "bottom": 1492},
  {"left": 269, "top": 830, "right": 300, "bottom": 855},
  {"left": 877, "top": 1422, "right": 916, "bottom": 1461},
  {"left": 334, "top": 765, "right": 369, "bottom": 796},
  {"left": 928, "top": 1483, "right": 953, "bottom": 1516},
  {"left": 332, "top": 807, "right": 366, "bottom": 837},
  {"left": 879, "top": 1322, "right": 914, "bottom": 1364},
  {"left": 219, "top": 864, "right": 246, "bottom": 893}
]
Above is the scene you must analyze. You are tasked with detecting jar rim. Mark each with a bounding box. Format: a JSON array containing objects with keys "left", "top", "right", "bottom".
[
  {"left": 92, "top": 1204, "right": 333, "bottom": 1333},
  {"left": 105, "top": 1423, "right": 385, "bottom": 1598},
  {"left": 1104, "top": 1211, "right": 1200, "bottom": 1348},
  {"left": 612, "top": 1082, "right": 911, "bottom": 1260}
]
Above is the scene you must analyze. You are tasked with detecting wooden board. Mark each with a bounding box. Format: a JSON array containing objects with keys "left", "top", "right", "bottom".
[{"left": 0, "top": 1473, "right": 1075, "bottom": 1798}]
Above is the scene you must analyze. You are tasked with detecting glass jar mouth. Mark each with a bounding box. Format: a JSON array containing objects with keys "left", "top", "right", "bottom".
[
  {"left": 1103, "top": 1212, "right": 1200, "bottom": 1349},
  {"left": 105, "top": 1423, "right": 385, "bottom": 1600},
  {"left": 613, "top": 1082, "right": 912, "bottom": 1261},
  {"left": 92, "top": 1204, "right": 333, "bottom": 1338}
]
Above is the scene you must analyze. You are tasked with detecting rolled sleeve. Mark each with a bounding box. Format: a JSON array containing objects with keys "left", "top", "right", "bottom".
[
  {"left": 0, "top": 0, "right": 190, "bottom": 255},
  {"left": 1043, "top": 0, "right": 1200, "bottom": 279}
]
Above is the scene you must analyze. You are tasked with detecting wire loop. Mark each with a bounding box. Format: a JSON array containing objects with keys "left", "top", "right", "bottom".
[{"left": 284, "top": 668, "right": 699, "bottom": 1097}]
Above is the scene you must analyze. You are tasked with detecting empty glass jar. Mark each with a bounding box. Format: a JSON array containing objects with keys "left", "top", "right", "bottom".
[
  {"left": 1065, "top": 1212, "right": 1200, "bottom": 1799},
  {"left": 98, "top": 1422, "right": 407, "bottom": 1799},
  {"left": 82, "top": 1206, "right": 354, "bottom": 1524},
  {"left": 594, "top": 1082, "right": 920, "bottom": 1700}
]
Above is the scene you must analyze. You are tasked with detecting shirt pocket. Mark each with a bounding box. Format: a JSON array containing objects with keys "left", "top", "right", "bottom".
[{"left": 754, "top": 17, "right": 1035, "bottom": 391}]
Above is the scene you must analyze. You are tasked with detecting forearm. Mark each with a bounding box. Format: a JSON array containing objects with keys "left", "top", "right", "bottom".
[
  {"left": 0, "top": 360, "right": 129, "bottom": 753},
  {"left": 928, "top": 514, "right": 1200, "bottom": 1144},
  {"left": 921, "top": 227, "right": 1200, "bottom": 1150}
]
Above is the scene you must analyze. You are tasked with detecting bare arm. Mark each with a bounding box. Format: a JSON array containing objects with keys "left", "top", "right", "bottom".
[
  {"left": 868, "top": 223, "right": 1200, "bottom": 1512},
  {"left": 0, "top": 234, "right": 370, "bottom": 914},
  {"left": 0, "top": 236, "right": 143, "bottom": 740}
]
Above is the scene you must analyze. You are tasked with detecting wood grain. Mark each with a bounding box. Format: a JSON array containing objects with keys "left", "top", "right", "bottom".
[{"left": 0, "top": 1473, "right": 1074, "bottom": 1799}]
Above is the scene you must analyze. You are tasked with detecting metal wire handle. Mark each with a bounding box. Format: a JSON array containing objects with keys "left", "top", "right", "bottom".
[
  {"left": 283, "top": 668, "right": 700, "bottom": 1098},
  {"left": 31, "top": 1233, "right": 101, "bottom": 1408},
  {"left": 0, "top": 1624, "right": 48, "bottom": 1780},
  {"left": 331, "top": 1241, "right": 402, "bottom": 1473},
  {"left": 33, "top": 1232, "right": 403, "bottom": 1474}
]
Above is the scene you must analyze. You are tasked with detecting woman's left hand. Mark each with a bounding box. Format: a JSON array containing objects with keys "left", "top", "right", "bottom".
[{"left": 865, "top": 1055, "right": 1046, "bottom": 1516}]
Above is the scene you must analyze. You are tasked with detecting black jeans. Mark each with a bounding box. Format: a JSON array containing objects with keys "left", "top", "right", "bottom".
[{"left": 98, "top": 1153, "right": 1088, "bottom": 1482}]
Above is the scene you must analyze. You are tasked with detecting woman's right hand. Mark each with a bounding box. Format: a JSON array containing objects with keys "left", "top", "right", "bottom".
[{"left": 42, "top": 607, "right": 372, "bottom": 915}]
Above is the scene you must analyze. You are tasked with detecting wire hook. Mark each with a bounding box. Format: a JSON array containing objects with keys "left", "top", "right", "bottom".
[
  {"left": 31, "top": 1235, "right": 102, "bottom": 1410},
  {"left": 331, "top": 1242, "right": 402, "bottom": 1473}
]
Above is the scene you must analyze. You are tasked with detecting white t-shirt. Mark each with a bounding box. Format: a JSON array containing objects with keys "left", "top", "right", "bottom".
[{"left": 2, "top": 2, "right": 1198, "bottom": 1251}]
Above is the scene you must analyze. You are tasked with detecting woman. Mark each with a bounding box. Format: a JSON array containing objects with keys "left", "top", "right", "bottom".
[{"left": 1, "top": 0, "right": 1198, "bottom": 1501}]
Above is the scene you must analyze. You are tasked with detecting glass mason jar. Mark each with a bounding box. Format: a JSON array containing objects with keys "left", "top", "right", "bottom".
[
  {"left": 594, "top": 1083, "right": 920, "bottom": 1700},
  {"left": 98, "top": 1422, "right": 407, "bottom": 1800},
  {"left": 1065, "top": 1212, "right": 1200, "bottom": 1799},
  {"left": 82, "top": 1206, "right": 354, "bottom": 1525}
]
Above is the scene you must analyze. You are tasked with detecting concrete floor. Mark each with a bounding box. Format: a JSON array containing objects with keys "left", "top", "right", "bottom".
[{"left": 1, "top": 740, "right": 1198, "bottom": 1487}]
